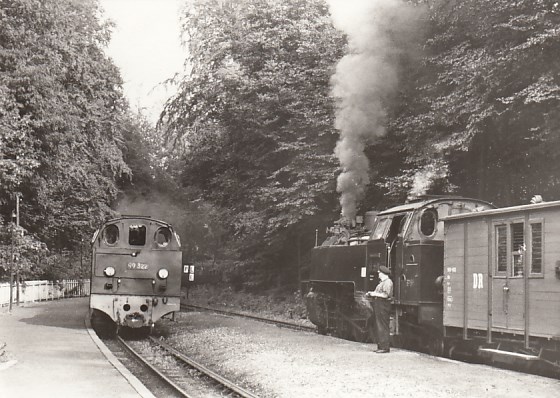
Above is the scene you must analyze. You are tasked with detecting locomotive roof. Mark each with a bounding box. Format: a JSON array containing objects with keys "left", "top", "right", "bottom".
[
  {"left": 91, "top": 215, "right": 175, "bottom": 245},
  {"left": 102, "top": 215, "right": 173, "bottom": 228},
  {"left": 443, "top": 199, "right": 560, "bottom": 221},
  {"left": 377, "top": 196, "right": 494, "bottom": 216}
]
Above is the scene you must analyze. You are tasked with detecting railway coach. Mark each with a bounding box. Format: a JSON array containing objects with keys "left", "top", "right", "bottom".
[
  {"left": 90, "top": 216, "right": 182, "bottom": 332},
  {"left": 443, "top": 199, "right": 560, "bottom": 369}
]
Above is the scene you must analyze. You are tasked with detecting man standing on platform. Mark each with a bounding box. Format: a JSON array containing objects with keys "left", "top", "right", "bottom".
[{"left": 366, "top": 266, "right": 393, "bottom": 353}]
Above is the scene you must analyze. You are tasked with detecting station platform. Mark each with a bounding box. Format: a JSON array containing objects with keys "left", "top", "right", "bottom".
[{"left": 0, "top": 297, "right": 154, "bottom": 398}]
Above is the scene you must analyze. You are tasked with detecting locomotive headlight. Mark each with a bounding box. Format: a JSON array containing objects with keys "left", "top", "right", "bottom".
[
  {"left": 104, "top": 266, "right": 115, "bottom": 277},
  {"left": 157, "top": 268, "right": 169, "bottom": 279}
]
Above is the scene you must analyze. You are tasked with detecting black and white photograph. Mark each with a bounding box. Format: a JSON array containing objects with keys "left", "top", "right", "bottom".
[{"left": 1, "top": 0, "right": 560, "bottom": 397}]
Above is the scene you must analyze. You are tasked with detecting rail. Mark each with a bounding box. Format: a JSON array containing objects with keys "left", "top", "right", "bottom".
[
  {"left": 181, "top": 303, "right": 316, "bottom": 332},
  {"left": 117, "top": 335, "right": 261, "bottom": 398}
]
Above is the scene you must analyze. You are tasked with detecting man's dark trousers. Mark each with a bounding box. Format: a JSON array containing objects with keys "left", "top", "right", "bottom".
[{"left": 373, "top": 298, "right": 391, "bottom": 350}]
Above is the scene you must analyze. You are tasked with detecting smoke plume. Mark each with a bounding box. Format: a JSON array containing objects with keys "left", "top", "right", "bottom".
[{"left": 327, "top": 0, "right": 423, "bottom": 219}]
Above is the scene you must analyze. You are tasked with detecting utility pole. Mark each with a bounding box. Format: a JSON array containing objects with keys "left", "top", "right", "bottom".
[
  {"left": 8, "top": 213, "right": 14, "bottom": 312},
  {"left": 16, "top": 192, "right": 20, "bottom": 227},
  {"left": 80, "top": 238, "right": 84, "bottom": 296},
  {"left": 15, "top": 193, "right": 21, "bottom": 306}
]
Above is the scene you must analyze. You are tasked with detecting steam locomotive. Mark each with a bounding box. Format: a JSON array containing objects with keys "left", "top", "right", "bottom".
[
  {"left": 302, "top": 196, "right": 560, "bottom": 374},
  {"left": 89, "top": 216, "right": 182, "bottom": 333}
]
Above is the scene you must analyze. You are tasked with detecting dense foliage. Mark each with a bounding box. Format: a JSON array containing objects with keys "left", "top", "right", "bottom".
[
  {"left": 163, "top": 0, "right": 345, "bottom": 288},
  {"left": 385, "top": 0, "right": 560, "bottom": 206},
  {"left": 3, "top": 0, "right": 559, "bottom": 290},
  {"left": 0, "top": 0, "right": 134, "bottom": 281}
]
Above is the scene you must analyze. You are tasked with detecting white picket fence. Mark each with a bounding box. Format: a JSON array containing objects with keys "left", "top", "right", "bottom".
[{"left": 0, "top": 279, "right": 90, "bottom": 307}]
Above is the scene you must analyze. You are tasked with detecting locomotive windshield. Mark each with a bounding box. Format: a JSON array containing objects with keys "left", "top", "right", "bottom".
[
  {"left": 155, "top": 227, "right": 172, "bottom": 247},
  {"left": 103, "top": 224, "right": 119, "bottom": 245},
  {"left": 371, "top": 218, "right": 391, "bottom": 240},
  {"left": 371, "top": 213, "right": 410, "bottom": 242},
  {"left": 129, "top": 224, "right": 147, "bottom": 246}
]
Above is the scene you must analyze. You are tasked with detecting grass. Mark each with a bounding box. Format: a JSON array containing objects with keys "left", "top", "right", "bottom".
[{"left": 182, "top": 284, "right": 310, "bottom": 324}]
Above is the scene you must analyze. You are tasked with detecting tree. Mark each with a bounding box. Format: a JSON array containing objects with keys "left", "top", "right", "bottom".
[
  {"left": 162, "top": 0, "right": 345, "bottom": 288},
  {"left": 388, "top": 0, "right": 560, "bottom": 206},
  {"left": 0, "top": 0, "right": 131, "bottom": 253}
]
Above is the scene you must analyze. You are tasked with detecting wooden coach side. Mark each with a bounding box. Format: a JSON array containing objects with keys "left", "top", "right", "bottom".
[
  {"left": 529, "top": 209, "right": 560, "bottom": 338},
  {"left": 443, "top": 202, "right": 560, "bottom": 341},
  {"left": 443, "top": 219, "right": 489, "bottom": 332}
]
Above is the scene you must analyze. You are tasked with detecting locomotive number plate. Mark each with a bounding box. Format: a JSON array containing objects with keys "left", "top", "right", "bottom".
[{"left": 127, "top": 262, "right": 149, "bottom": 270}]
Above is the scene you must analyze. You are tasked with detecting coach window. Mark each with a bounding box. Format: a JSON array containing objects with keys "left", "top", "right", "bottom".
[
  {"left": 494, "top": 221, "right": 540, "bottom": 277},
  {"left": 129, "top": 224, "right": 147, "bottom": 246},
  {"left": 530, "top": 221, "right": 543, "bottom": 275},
  {"left": 511, "top": 222, "right": 525, "bottom": 277},
  {"left": 495, "top": 225, "right": 508, "bottom": 275},
  {"left": 103, "top": 224, "right": 119, "bottom": 245}
]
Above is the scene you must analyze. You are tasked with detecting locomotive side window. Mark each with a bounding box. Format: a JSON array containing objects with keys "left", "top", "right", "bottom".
[
  {"left": 103, "top": 225, "right": 119, "bottom": 245},
  {"left": 419, "top": 209, "right": 437, "bottom": 237},
  {"left": 386, "top": 214, "right": 409, "bottom": 243},
  {"left": 129, "top": 224, "right": 147, "bottom": 246},
  {"left": 155, "top": 227, "right": 172, "bottom": 247}
]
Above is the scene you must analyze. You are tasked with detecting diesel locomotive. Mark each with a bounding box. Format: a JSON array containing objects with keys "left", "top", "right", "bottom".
[
  {"left": 302, "top": 196, "right": 560, "bottom": 374},
  {"left": 89, "top": 216, "right": 182, "bottom": 333}
]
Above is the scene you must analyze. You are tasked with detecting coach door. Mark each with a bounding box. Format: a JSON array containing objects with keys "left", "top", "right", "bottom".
[{"left": 491, "top": 221, "right": 526, "bottom": 331}]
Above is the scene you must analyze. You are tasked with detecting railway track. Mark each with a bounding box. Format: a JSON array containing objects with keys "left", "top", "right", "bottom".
[
  {"left": 181, "top": 303, "right": 316, "bottom": 333},
  {"left": 115, "top": 335, "right": 261, "bottom": 398}
]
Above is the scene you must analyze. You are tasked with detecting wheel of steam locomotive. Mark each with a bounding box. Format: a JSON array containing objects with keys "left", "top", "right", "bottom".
[
  {"left": 427, "top": 337, "right": 445, "bottom": 357},
  {"left": 334, "top": 309, "right": 350, "bottom": 339}
]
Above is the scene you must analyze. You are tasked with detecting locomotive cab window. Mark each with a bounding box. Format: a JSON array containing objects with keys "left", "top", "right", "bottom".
[
  {"left": 386, "top": 213, "right": 410, "bottom": 244},
  {"left": 155, "top": 227, "right": 172, "bottom": 247},
  {"left": 103, "top": 224, "right": 119, "bottom": 245},
  {"left": 129, "top": 224, "right": 147, "bottom": 246},
  {"left": 419, "top": 208, "right": 438, "bottom": 237},
  {"left": 371, "top": 217, "right": 391, "bottom": 240}
]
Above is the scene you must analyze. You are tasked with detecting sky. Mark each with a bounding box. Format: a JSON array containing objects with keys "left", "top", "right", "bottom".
[{"left": 99, "top": 0, "right": 185, "bottom": 123}]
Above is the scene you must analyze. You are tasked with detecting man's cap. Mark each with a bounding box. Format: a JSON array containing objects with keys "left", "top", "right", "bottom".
[{"left": 378, "top": 265, "right": 390, "bottom": 275}]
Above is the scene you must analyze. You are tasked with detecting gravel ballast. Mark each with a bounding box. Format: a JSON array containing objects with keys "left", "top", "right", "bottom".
[{"left": 157, "top": 311, "right": 560, "bottom": 398}]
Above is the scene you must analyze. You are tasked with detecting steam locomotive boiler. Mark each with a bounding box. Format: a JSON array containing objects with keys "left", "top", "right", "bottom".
[{"left": 89, "top": 216, "right": 182, "bottom": 333}]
